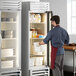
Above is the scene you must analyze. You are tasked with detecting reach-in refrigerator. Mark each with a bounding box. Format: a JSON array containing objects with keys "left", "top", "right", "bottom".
[
  {"left": 0, "top": 0, "right": 21, "bottom": 76},
  {"left": 22, "top": 2, "right": 52, "bottom": 76}
]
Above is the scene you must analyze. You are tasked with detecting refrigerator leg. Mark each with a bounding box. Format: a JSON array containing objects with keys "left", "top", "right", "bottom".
[
  {"left": 48, "top": 68, "right": 50, "bottom": 76},
  {"left": 20, "top": 70, "right": 22, "bottom": 76},
  {"left": 73, "top": 51, "right": 76, "bottom": 76}
]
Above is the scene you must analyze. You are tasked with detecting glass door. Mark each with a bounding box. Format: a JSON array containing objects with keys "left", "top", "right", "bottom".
[
  {"left": 29, "top": 12, "right": 48, "bottom": 67},
  {"left": 1, "top": 11, "right": 21, "bottom": 70}
]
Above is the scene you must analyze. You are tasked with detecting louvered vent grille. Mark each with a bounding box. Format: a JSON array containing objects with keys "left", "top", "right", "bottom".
[{"left": 0, "top": 0, "right": 21, "bottom": 10}]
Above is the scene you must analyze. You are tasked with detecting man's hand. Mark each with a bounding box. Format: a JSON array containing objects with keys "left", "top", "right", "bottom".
[{"left": 39, "top": 41, "right": 45, "bottom": 45}]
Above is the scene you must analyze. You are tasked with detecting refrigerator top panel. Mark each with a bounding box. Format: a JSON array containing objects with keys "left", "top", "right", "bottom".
[
  {"left": 0, "top": 0, "right": 21, "bottom": 10},
  {"left": 30, "top": 2, "right": 50, "bottom": 12}
]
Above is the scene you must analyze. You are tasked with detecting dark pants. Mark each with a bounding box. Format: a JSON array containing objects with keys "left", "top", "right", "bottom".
[{"left": 52, "top": 55, "right": 64, "bottom": 76}]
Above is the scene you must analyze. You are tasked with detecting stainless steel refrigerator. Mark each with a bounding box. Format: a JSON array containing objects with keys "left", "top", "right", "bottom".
[
  {"left": 0, "top": 0, "right": 21, "bottom": 76},
  {"left": 22, "top": 2, "right": 52, "bottom": 76}
]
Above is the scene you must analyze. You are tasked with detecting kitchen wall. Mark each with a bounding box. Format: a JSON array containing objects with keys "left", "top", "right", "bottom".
[
  {"left": 21, "top": 0, "right": 40, "bottom": 2},
  {"left": 40, "top": 0, "right": 76, "bottom": 43},
  {"left": 69, "top": 35, "right": 76, "bottom": 43},
  {"left": 40, "top": 0, "right": 67, "bottom": 29}
]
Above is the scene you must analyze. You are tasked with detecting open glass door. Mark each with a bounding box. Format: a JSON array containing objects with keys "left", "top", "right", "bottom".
[{"left": 1, "top": 11, "right": 21, "bottom": 70}]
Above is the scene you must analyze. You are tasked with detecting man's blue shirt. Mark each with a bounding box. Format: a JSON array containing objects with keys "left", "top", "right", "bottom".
[{"left": 43, "top": 25, "right": 69, "bottom": 55}]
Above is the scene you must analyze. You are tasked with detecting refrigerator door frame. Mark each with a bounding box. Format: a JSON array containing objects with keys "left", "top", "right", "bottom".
[
  {"left": 29, "top": 11, "right": 53, "bottom": 67},
  {"left": 29, "top": 11, "right": 52, "bottom": 76},
  {"left": 0, "top": 10, "right": 21, "bottom": 73},
  {"left": 0, "top": 10, "right": 2, "bottom": 76},
  {"left": 29, "top": 11, "right": 51, "bottom": 69}
]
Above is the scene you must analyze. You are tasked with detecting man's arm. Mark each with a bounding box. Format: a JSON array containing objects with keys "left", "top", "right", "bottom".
[
  {"left": 64, "top": 33, "right": 69, "bottom": 45},
  {"left": 39, "top": 31, "right": 52, "bottom": 45}
]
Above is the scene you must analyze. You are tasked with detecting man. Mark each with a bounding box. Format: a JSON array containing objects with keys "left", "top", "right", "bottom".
[{"left": 39, "top": 15, "right": 69, "bottom": 76}]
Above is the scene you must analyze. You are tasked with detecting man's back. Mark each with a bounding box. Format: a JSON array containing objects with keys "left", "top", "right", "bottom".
[
  {"left": 50, "top": 25, "right": 69, "bottom": 55},
  {"left": 43, "top": 25, "right": 69, "bottom": 55}
]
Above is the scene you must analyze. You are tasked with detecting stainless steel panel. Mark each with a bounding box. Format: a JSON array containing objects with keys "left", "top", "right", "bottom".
[
  {"left": 21, "top": 2, "right": 30, "bottom": 76},
  {"left": 64, "top": 50, "right": 76, "bottom": 72},
  {"left": 2, "top": 71, "right": 20, "bottom": 76}
]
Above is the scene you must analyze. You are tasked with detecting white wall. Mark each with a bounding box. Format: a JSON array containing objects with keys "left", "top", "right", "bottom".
[
  {"left": 21, "top": 0, "right": 40, "bottom": 2},
  {"left": 40, "top": 0, "right": 76, "bottom": 43},
  {"left": 40, "top": 0, "right": 67, "bottom": 29}
]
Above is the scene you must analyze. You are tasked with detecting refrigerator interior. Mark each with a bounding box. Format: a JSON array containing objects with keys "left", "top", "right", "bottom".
[
  {"left": 1, "top": 11, "right": 20, "bottom": 69},
  {"left": 29, "top": 12, "right": 48, "bottom": 67}
]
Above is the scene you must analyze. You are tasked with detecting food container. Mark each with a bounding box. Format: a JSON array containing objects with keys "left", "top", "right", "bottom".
[
  {"left": 39, "top": 35, "right": 44, "bottom": 38},
  {"left": 36, "top": 34, "right": 40, "bottom": 38},
  {"left": 1, "top": 49, "right": 13, "bottom": 57},
  {"left": 6, "top": 18, "right": 10, "bottom": 21},
  {"left": 4, "top": 31, "right": 14, "bottom": 38},
  {"left": 31, "top": 28, "right": 37, "bottom": 38},
  {"left": 34, "top": 42, "right": 40, "bottom": 52},
  {"left": 1, "top": 18, "right": 6, "bottom": 22},
  {"left": 1, "top": 60, "right": 13, "bottom": 68},
  {"left": 35, "top": 57, "right": 43, "bottom": 66},
  {"left": 10, "top": 18, "right": 14, "bottom": 21},
  {"left": 32, "top": 31, "right": 37, "bottom": 38},
  {"left": 37, "top": 14, "right": 41, "bottom": 23},
  {"left": 30, "top": 14, "right": 35, "bottom": 23},
  {"left": 40, "top": 45, "right": 46, "bottom": 52},
  {"left": 34, "top": 14, "right": 41, "bottom": 23},
  {"left": 1, "top": 31, "right": 5, "bottom": 38},
  {"left": 30, "top": 58, "right": 35, "bottom": 66},
  {"left": 34, "top": 42, "right": 46, "bottom": 52}
]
